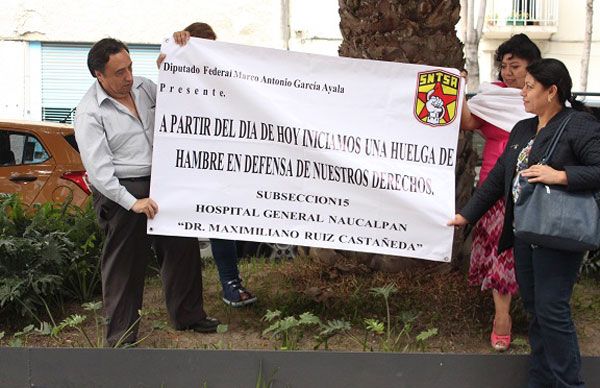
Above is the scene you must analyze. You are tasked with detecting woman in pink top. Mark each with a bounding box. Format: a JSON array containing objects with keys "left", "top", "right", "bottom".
[{"left": 461, "top": 34, "right": 541, "bottom": 351}]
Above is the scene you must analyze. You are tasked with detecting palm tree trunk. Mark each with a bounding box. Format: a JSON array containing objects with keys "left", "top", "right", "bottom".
[
  {"left": 339, "top": 0, "right": 465, "bottom": 67},
  {"left": 334, "top": 0, "right": 477, "bottom": 271}
]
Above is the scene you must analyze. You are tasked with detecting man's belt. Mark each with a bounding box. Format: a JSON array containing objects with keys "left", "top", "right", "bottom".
[{"left": 119, "top": 176, "right": 151, "bottom": 182}]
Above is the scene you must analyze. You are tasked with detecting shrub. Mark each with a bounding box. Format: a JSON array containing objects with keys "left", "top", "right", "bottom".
[{"left": 0, "top": 194, "right": 102, "bottom": 324}]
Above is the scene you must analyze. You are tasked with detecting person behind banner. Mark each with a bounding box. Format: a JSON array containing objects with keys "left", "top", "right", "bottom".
[
  {"left": 459, "top": 33, "right": 541, "bottom": 352},
  {"left": 75, "top": 38, "right": 220, "bottom": 346},
  {"left": 450, "top": 58, "right": 600, "bottom": 388},
  {"left": 158, "top": 22, "right": 257, "bottom": 308}
]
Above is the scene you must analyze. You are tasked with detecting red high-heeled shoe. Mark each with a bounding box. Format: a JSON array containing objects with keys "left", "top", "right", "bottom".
[{"left": 490, "top": 319, "right": 511, "bottom": 352}]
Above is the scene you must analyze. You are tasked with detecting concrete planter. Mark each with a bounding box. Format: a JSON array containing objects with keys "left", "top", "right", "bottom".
[{"left": 1, "top": 347, "right": 599, "bottom": 387}]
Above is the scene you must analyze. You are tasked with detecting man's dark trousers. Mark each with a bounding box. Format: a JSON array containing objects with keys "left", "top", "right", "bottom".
[{"left": 92, "top": 178, "right": 206, "bottom": 346}]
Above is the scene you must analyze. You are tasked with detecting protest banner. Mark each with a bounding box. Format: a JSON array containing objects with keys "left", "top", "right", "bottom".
[{"left": 148, "top": 38, "right": 463, "bottom": 262}]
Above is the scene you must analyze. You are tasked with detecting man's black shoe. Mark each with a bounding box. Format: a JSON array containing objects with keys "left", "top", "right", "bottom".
[{"left": 182, "top": 317, "right": 220, "bottom": 333}]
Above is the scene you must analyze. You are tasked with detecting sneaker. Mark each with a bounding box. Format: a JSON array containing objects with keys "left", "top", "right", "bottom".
[{"left": 222, "top": 278, "right": 257, "bottom": 307}]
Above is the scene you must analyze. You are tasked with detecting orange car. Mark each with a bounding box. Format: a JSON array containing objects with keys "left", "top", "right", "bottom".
[{"left": 0, "top": 120, "right": 90, "bottom": 207}]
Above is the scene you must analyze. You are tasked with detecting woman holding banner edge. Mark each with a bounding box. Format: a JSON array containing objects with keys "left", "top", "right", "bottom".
[
  {"left": 460, "top": 34, "right": 541, "bottom": 351},
  {"left": 159, "top": 23, "right": 257, "bottom": 308}
]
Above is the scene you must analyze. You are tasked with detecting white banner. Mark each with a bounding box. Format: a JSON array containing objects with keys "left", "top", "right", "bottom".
[{"left": 148, "top": 38, "right": 463, "bottom": 262}]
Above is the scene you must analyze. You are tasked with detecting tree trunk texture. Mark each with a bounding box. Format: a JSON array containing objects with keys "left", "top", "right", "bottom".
[
  {"left": 328, "top": 0, "right": 477, "bottom": 273},
  {"left": 339, "top": 0, "right": 464, "bottom": 67},
  {"left": 580, "top": 0, "right": 594, "bottom": 91}
]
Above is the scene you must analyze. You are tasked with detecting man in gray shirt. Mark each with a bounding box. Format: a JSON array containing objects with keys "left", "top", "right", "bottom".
[{"left": 75, "top": 38, "right": 219, "bottom": 346}]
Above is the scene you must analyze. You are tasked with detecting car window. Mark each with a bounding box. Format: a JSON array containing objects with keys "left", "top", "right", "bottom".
[
  {"left": 63, "top": 134, "right": 79, "bottom": 153},
  {"left": 22, "top": 135, "right": 50, "bottom": 164},
  {"left": 0, "top": 131, "right": 49, "bottom": 166},
  {"left": 0, "top": 131, "right": 18, "bottom": 166}
]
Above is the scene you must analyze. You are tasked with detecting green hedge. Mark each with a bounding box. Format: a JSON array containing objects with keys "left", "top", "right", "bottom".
[{"left": 0, "top": 194, "right": 102, "bottom": 324}]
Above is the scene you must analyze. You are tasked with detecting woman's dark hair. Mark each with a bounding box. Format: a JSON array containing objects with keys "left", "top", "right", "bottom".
[
  {"left": 495, "top": 33, "right": 541, "bottom": 81},
  {"left": 184, "top": 22, "right": 217, "bottom": 40},
  {"left": 526, "top": 58, "right": 587, "bottom": 111},
  {"left": 87, "top": 38, "right": 129, "bottom": 78}
]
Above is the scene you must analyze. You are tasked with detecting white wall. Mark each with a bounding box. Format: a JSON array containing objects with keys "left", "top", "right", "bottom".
[
  {"left": 288, "top": 0, "right": 342, "bottom": 55},
  {"left": 553, "top": 0, "right": 600, "bottom": 41},
  {"left": 0, "top": 0, "right": 285, "bottom": 47},
  {"left": 0, "top": 0, "right": 344, "bottom": 119},
  {"left": 546, "top": 0, "right": 600, "bottom": 91},
  {"left": 0, "top": 41, "right": 27, "bottom": 119},
  {"left": 0, "top": 0, "right": 289, "bottom": 119}
]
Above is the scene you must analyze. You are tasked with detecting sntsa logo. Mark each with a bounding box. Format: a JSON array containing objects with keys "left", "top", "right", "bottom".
[{"left": 414, "top": 70, "right": 460, "bottom": 127}]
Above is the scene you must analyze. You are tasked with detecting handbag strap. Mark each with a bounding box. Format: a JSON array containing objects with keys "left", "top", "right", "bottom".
[
  {"left": 539, "top": 111, "right": 574, "bottom": 165},
  {"left": 537, "top": 111, "right": 600, "bottom": 209}
]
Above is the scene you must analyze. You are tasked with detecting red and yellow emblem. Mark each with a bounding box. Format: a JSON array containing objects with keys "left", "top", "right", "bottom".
[{"left": 414, "top": 70, "right": 460, "bottom": 127}]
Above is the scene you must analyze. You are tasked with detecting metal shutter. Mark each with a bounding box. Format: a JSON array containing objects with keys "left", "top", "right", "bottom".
[{"left": 41, "top": 43, "right": 160, "bottom": 123}]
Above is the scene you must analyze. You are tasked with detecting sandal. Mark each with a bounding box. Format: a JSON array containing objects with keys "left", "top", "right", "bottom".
[
  {"left": 222, "top": 278, "right": 257, "bottom": 307},
  {"left": 490, "top": 318, "right": 512, "bottom": 352}
]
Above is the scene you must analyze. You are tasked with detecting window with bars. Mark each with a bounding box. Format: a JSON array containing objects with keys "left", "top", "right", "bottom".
[
  {"left": 42, "top": 107, "right": 75, "bottom": 124},
  {"left": 486, "top": 0, "right": 558, "bottom": 27},
  {"left": 512, "top": 0, "right": 536, "bottom": 21}
]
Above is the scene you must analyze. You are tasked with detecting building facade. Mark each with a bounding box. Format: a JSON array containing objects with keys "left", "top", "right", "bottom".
[
  {"left": 476, "top": 0, "right": 600, "bottom": 96},
  {"left": 0, "top": 0, "right": 597, "bottom": 122},
  {"left": 0, "top": 0, "right": 296, "bottom": 121}
]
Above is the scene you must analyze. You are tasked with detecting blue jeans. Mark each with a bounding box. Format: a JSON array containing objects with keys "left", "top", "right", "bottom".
[
  {"left": 210, "top": 239, "right": 239, "bottom": 287},
  {"left": 513, "top": 237, "right": 585, "bottom": 388}
]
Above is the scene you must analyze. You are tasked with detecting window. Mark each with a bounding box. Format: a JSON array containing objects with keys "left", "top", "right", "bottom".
[
  {"left": 513, "top": 0, "right": 536, "bottom": 20},
  {"left": 0, "top": 132, "right": 16, "bottom": 166},
  {"left": 0, "top": 131, "right": 49, "bottom": 166},
  {"left": 486, "top": 0, "right": 558, "bottom": 28},
  {"left": 63, "top": 134, "right": 79, "bottom": 152},
  {"left": 41, "top": 43, "right": 161, "bottom": 123}
]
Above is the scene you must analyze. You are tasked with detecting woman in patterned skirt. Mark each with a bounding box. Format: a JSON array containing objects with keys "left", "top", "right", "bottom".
[{"left": 460, "top": 34, "right": 541, "bottom": 351}]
